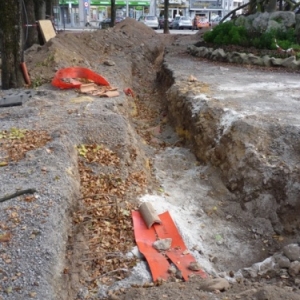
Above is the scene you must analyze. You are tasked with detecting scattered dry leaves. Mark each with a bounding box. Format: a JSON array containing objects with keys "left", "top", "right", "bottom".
[
  {"left": 0, "top": 128, "right": 51, "bottom": 163},
  {"left": 69, "top": 143, "right": 149, "bottom": 292}
]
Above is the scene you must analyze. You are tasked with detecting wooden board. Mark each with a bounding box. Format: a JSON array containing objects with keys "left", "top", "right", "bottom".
[{"left": 38, "top": 20, "right": 56, "bottom": 43}]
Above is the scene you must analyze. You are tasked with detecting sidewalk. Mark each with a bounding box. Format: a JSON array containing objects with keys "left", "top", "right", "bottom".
[{"left": 55, "top": 22, "right": 99, "bottom": 32}]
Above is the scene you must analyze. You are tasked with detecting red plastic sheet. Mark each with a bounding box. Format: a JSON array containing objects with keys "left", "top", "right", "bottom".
[
  {"left": 132, "top": 211, "right": 170, "bottom": 281},
  {"left": 154, "top": 212, "right": 207, "bottom": 281},
  {"left": 132, "top": 210, "right": 206, "bottom": 282},
  {"left": 51, "top": 67, "right": 110, "bottom": 89}
]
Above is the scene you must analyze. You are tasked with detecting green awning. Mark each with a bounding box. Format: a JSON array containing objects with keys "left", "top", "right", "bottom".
[
  {"left": 59, "top": 0, "right": 150, "bottom": 5},
  {"left": 59, "top": 0, "right": 79, "bottom": 4},
  {"left": 96, "top": 0, "right": 150, "bottom": 4},
  {"left": 129, "top": 1, "right": 150, "bottom": 4}
]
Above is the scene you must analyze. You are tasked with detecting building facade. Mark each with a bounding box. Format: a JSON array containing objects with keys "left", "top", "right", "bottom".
[
  {"left": 56, "top": 0, "right": 244, "bottom": 28},
  {"left": 57, "top": 0, "right": 151, "bottom": 27}
]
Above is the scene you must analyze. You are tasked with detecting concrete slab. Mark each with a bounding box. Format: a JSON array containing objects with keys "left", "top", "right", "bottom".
[{"left": 0, "top": 91, "right": 33, "bottom": 108}]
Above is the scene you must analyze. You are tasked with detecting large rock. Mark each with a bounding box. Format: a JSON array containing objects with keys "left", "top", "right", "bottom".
[
  {"left": 283, "top": 244, "right": 300, "bottom": 261},
  {"left": 269, "top": 11, "right": 295, "bottom": 28},
  {"left": 252, "top": 12, "right": 270, "bottom": 32},
  {"left": 237, "top": 11, "right": 296, "bottom": 33},
  {"left": 197, "top": 278, "right": 230, "bottom": 292},
  {"left": 288, "top": 261, "right": 300, "bottom": 277}
]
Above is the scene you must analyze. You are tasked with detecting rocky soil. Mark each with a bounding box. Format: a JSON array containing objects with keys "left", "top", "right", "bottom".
[{"left": 0, "top": 19, "right": 300, "bottom": 300}]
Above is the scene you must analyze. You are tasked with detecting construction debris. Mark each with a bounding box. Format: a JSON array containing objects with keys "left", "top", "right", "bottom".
[{"left": 139, "top": 202, "right": 162, "bottom": 228}]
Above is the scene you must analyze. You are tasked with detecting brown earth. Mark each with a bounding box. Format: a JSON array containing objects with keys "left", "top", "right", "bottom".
[{"left": 1, "top": 19, "right": 299, "bottom": 300}]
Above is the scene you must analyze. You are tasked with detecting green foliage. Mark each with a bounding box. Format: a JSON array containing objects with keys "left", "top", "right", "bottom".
[
  {"left": 203, "top": 22, "right": 298, "bottom": 52},
  {"left": 204, "top": 22, "right": 250, "bottom": 46},
  {"left": 0, "top": 128, "right": 27, "bottom": 140},
  {"left": 254, "top": 30, "right": 276, "bottom": 49},
  {"left": 31, "top": 76, "right": 43, "bottom": 88},
  {"left": 272, "top": 17, "right": 283, "bottom": 24}
]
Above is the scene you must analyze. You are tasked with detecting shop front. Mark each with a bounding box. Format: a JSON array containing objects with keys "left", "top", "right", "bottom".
[
  {"left": 58, "top": 0, "right": 150, "bottom": 27},
  {"left": 190, "top": 0, "right": 223, "bottom": 19},
  {"left": 57, "top": 0, "right": 80, "bottom": 27},
  {"left": 157, "top": 0, "right": 188, "bottom": 19},
  {"left": 91, "top": 1, "right": 150, "bottom": 20}
]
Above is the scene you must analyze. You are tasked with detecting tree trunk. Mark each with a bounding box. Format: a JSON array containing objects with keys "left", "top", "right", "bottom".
[
  {"left": 265, "top": 0, "right": 277, "bottom": 12},
  {"left": 111, "top": 0, "right": 116, "bottom": 27},
  {"left": 163, "top": 0, "right": 170, "bottom": 34},
  {"left": 45, "top": 0, "right": 52, "bottom": 16},
  {"left": 24, "top": 0, "right": 38, "bottom": 50},
  {"left": 0, "top": 0, "right": 24, "bottom": 89},
  {"left": 34, "top": 0, "right": 46, "bottom": 20}
]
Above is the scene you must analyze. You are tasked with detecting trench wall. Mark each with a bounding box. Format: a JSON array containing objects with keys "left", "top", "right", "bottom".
[{"left": 159, "top": 61, "right": 300, "bottom": 236}]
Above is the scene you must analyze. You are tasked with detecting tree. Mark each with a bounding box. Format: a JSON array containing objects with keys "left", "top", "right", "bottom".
[
  {"left": 163, "top": 0, "right": 170, "bottom": 34},
  {"left": 111, "top": 0, "right": 116, "bottom": 27},
  {"left": 0, "top": 0, "right": 54, "bottom": 89},
  {"left": 0, "top": 0, "right": 24, "bottom": 89},
  {"left": 24, "top": 0, "right": 37, "bottom": 50}
]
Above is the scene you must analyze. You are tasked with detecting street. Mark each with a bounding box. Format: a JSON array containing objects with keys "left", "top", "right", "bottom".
[{"left": 60, "top": 26, "right": 198, "bottom": 35}]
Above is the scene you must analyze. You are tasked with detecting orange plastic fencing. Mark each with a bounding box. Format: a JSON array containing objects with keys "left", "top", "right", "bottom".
[
  {"left": 132, "top": 210, "right": 207, "bottom": 282},
  {"left": 51, "top": 67, "right": 110, "bottom": 89}
]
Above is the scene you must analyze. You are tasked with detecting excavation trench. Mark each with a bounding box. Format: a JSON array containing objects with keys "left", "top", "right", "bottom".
[{"left": 65, "top": 38, "right": 300, "bottom": 298}]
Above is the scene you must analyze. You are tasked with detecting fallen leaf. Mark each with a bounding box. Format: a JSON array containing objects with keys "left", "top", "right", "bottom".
[
  {"left": 188, "top": 75, "right": 197, "bottom": 82},
  {"left": 0, "top": 232, "right": 11, "bottom": 242},
  {"left": 24, "top": 196, "right": 36, "bottom": 202},
  {"left": 29, "top": 291, "right": 37, "bottom": 298}
]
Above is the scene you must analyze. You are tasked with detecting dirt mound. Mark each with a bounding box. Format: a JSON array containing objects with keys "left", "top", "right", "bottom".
[{"left": 25, "top": 18, "right": 175, "bottom": 88}]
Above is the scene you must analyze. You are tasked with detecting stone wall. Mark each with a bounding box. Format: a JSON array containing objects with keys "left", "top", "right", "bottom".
[
  {"left": 187, "top": 45, "right": 300, "bottom": 69},
  {"left": 187, "top": 11, "right": 300, "bottom": 69}
]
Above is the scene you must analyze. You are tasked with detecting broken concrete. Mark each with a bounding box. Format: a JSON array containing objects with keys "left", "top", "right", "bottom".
[{"left": 152, "top": 238, "right": 172, "bottom": 251}]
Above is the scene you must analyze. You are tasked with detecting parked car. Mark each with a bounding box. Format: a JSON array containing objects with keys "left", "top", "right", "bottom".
[
  {"left": 138, "top": 16, "right": 159, "bottom": 29},
  {"left": 172, "top": 16, "right": 193, "bottom": 30},
  {"left": 158, "top": 17, "right": 173, "bottom": 29},
  {"left": 197, "top": 17, "right": 210, "bottom": 29},
  {"left": 99, "top": 17, "right": 124, "bottom": 28},
  {"left": 210, "top": 16, "right": 231, "bottom": 26},
  {"left": 210, "top": 16, "right": 222, "bottom": 26}
]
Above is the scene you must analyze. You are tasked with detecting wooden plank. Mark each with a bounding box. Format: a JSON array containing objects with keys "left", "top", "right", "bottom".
[{"left": 38, "top": 20, "right": 56, "bottom": 43}]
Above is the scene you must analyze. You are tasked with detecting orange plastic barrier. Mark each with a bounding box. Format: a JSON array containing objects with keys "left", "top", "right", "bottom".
[
  {"left": 20, "top": 62, "right": 31, "bottom": 85},
  {"left": 51, "top": 67, "right": 110, "bottom": 89},
  {"left": 132, "top": 210, "right": 207, "bottom": 282},
  {"left": 132, "top": 211, "right": 170, "bottom": 281},
  {"left": 154, "top": 212, "right": 207, "bottom": 280}
]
